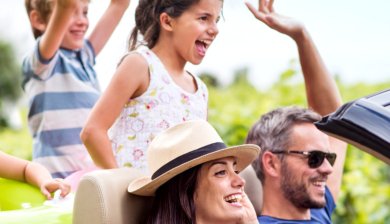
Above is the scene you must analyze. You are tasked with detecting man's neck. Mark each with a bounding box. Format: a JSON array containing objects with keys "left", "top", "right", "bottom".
[{"left": 261, "top": 184, "right": 311, "bottom": 220}]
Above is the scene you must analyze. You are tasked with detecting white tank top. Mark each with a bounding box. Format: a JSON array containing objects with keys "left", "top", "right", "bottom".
[{"left": 108, "top": 47, "right": 208, "bottom": 172}]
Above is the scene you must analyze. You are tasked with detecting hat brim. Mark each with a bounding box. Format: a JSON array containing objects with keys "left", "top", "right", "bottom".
[{"left": 128, "top": 144, "right": 260, "bottom": 196}]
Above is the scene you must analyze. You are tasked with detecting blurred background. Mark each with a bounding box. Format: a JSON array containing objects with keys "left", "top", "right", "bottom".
[{"left": 0, "top": 0, "right": 389, "bottom": 223}]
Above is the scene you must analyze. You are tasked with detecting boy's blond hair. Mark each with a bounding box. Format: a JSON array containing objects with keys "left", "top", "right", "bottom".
[
  {"left": 25, "top": 0, "right": 90, "bottom": 39},
  {"left": 25, "top": 0, "right": 54, "bottom": 39}
]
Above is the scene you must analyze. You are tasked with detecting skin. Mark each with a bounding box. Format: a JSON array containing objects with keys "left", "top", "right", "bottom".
[
  {"left": 81, "top": 0, "right": 222, "bottom": 169},
  {"left": 194, "top": 157, "right": 257, "bottom": 224},
  {"left": 157, "top": 0, "right": 221, "bottom": 68},
  {"left": 281, "top": 124, "right": 333, "bottom": 209},
  {"left": 246, "top": 0, "right": 347, "bottom": 220},
  {"left": 60, "top": 0, "right": 89, "bottom": 50},
  {"left": 0, "top": 151, "right": 70, "bottom": 199},
  {"left": 262, "top": 123, "right": 335, "bottom": 219},
  {"left": 28, "top": 0, "right": 130, "bottom": 63}
]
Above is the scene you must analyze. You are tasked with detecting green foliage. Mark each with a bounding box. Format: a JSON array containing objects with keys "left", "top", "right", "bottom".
[
  {"left": 0, "top": 40, "right": 22, "bottom": 100},
  {"left": 0, "top": 109, "right": 32, "bottom": 160},
  {"left": 0, "top": 40, "right": 23, "bottom": 129},
  {"left": 199, "top": 72, "right": 221, "bottom": 88},
  {"left": 334, "top": 145, "right": 390, "bottom": 224}
]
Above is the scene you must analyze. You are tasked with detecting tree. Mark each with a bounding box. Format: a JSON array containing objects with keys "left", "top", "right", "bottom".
[
  {"left": 199, "top": 72, "right": 221, "bottom": 88},
  {"left": 0, "top": 40, "right": 22, "bottom": 129}
]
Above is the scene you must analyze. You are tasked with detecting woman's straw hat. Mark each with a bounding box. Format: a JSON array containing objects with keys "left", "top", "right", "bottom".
[{"left": 128, "top": 120, "right": 260, "bottom": 196}]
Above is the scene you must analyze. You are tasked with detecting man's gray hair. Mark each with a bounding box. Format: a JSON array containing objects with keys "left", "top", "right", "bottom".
[{"left": 245, "top": 106, "right": 321, "bottom": 183}]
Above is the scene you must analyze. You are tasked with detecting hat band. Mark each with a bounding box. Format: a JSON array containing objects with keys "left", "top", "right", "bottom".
[{"left": 151, "top": 142, "right": 227, "bottom": 180}]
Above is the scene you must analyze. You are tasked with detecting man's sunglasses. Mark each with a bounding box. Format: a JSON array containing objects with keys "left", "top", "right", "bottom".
[{"left": 272, "top": 150, "right": 337, "bottom": 169}]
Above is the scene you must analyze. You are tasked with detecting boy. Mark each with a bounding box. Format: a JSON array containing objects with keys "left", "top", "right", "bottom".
[{"left": 22, "top": 0, "right": 130, "bottom": 178}]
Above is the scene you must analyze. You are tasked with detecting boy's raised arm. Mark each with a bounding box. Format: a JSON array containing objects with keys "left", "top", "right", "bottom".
[
  {"left": 88, "top": 0, "right": 131, "bottom": 55},
  {"left": 38, "top": 0, "right": 78, "bottom": 60}
]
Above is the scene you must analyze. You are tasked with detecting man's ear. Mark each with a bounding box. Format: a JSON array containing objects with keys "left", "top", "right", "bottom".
[
  {"left": 160, "top": 12, "right": 173, "bottom": 31},
  {"left": 29, "top": 10, "right": 47, "bottom": 32},
  {"left": 262, "top": 151, "right": 281, "bottom": 178}
]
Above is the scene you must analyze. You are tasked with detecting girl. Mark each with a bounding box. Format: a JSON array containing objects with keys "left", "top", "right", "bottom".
[{"left": 81, "top": 0, "right": 223, "bottom": 171}]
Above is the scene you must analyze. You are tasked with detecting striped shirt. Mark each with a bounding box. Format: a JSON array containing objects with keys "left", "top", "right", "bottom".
[{"left": 22, "top": 39, "right": 99, "bottom": 178}]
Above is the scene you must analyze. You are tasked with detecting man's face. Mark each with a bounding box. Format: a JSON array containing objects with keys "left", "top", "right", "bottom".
[{"left": 279, "top": 123, "right": 334, "bottom": 208}]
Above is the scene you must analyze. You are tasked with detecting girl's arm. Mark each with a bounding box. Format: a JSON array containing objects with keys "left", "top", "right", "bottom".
[
  {"left": 81, "top": 53, "right": 149, "bottom": 169},
  {"left": 0, "top": 151, "right": 70, "bottom": 199},
  {"left": 0, "top": 151, "right": 27, "bottom": 181},
  {"left": 24, "top": 161, "right": 71, "bottom": 199},
  {"left": 88, "top": 0, "right": 130, "bottom": 56}
]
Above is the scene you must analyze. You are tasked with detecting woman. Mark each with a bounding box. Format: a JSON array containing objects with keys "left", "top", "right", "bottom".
[{"left": 128, "top": 120, "right": 260, "bottom": 224}]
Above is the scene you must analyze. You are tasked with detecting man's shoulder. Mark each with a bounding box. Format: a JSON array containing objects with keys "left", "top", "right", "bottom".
[
  {"left": 258, "top": 215, "right": 310, "bottom": 223},
  {"left": 259, "top": 215, "right": 287, "bottom": 223},
  {"left": 259, "top": 214, "right": 328, "bottom": 224}
]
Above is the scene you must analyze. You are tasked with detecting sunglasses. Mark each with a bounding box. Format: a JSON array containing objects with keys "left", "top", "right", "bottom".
[{"left": 272, "top": 150, "right": 337, "bottom": 168}]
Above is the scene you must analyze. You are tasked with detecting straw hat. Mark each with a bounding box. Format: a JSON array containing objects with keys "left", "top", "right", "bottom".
[{"left": 128, "top": 120, "right": 261, "bottom": 196}]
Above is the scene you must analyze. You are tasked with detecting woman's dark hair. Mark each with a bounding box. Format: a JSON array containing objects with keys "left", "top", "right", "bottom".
[
  {"left": 147, "top": 165, "right": 201, "bottom": 224},
  {"left": 128, "top": 0, "right": 201, "bottom": 50}
]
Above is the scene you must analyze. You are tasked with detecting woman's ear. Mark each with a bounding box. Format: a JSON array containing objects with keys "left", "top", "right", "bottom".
[
  {"left": 160, "top": 12, "right": 173, "bottom": 31},
  {"left": 29, "top": 10, "right": 47, "bottom": 32},
  {"left": 262, "top": 151, "right": 281, "bottom": 178}
]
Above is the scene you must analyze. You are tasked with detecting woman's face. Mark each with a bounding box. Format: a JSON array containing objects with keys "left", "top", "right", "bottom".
[{"left": 194, "top": 157, "right": 248, "bottom": 223}]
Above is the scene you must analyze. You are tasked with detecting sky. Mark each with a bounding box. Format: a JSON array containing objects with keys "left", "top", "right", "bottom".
[{"left": 1, "top": 0, "right": 390, "bottom": 91}]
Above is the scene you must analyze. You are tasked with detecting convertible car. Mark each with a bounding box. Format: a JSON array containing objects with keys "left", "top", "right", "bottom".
[{"left": 315, "top": 88, "right": 390, "bottom": 165}]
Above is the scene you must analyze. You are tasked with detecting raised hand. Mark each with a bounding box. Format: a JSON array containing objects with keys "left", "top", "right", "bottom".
[{"left": 245, "top": 0, "right": 305, "bottom": 40}]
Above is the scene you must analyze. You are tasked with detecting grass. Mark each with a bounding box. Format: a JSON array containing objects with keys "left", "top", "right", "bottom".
[{"left": 0, "top": 108, "right": 32, "bottom": 160}]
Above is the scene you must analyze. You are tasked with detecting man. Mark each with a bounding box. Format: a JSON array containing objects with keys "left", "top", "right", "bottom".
[{"left": 244, "top": 0, "right": 347, "bottom": 223}]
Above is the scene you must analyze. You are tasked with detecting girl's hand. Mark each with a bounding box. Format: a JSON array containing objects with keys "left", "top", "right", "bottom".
[{"left": 40, "top": 178, "right": 71, "bottom": 200}]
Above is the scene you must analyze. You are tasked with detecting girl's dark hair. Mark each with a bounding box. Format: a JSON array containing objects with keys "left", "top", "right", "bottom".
[
  {"left": 128, "top": 0, "right": 201, "bottom": 50},
  {"left": 147, "top": 165, "right": 201, "bottom": 224}
]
